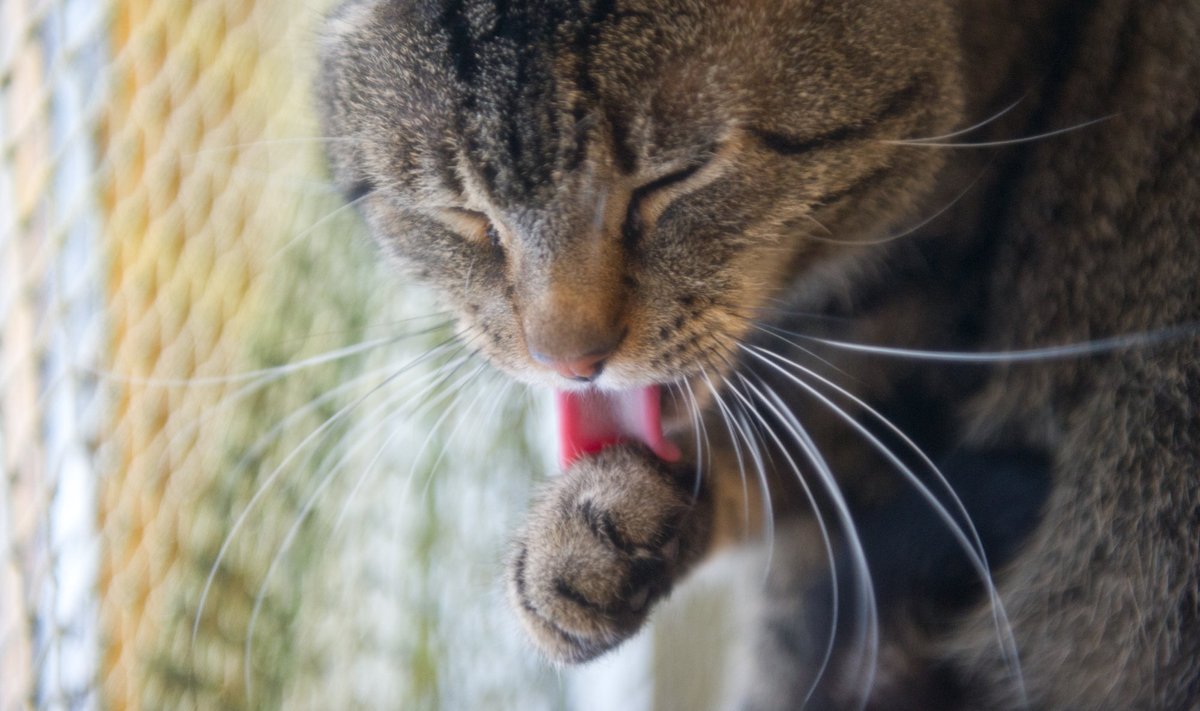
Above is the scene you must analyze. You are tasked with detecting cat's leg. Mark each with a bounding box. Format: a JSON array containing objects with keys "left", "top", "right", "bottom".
[
  {"left": 947, "top": 358, "right": 1200, "bottom": 710},
  {"left": 507, "top": 445, "right": 714, "bottom": 663}
]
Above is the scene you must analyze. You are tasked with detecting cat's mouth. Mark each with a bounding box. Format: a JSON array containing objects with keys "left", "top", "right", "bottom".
[{"left": 556, "top": 386, "right": 683, "bottom": 469}]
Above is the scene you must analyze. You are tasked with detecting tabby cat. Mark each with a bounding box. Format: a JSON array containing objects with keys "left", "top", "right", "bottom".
[{"left": 317, "top": 0, "right": 1200, "bottom": 708}]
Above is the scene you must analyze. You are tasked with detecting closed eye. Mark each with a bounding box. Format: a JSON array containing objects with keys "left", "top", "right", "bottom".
[
  {"left": 440, "top": 207, "right": 502, "bottom": 249},
  {"left": 621, "top": 158, "right": 713, "bottom": 250}
]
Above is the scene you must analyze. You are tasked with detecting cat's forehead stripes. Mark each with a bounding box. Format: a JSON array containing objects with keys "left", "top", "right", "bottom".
[{"left": 433, "top": 0, "right": 658, "bottom": 206}]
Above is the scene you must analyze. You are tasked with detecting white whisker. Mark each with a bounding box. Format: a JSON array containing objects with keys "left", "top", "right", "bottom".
[
  {"left": 786, "top": 323, "right": 1199, "bottom": 363},
  {"left": 720, "top": 376, "right": 778, "bottom": 579},
  {"left": 152, "top": 333, "right": 463, "bottom": 527},
  {"left": 414, "top": 364, "right": 494, "bottom": 501},
  {"left": 881, "top": 114, "right": 1116, "bottom": 148},
  {"left": 748, "top": 380, "right": 880, "bottom": 710},
  {"left": 268, "top": 312, "right": 455, "bottom": 349},
  {"left": 179, "top": 136, "right": 364, "bottom": 161},
  {"left": 889, "top": 95, "right": 1026, "bottom": 143},
  {"left": 268, "top": 179, "right": 401, "bottom": 261},
  {"left": 734, "top": 373, "right": 842, "bottom": 707},
  {"left": 90, "top": 318, "right": 451, "bottom": 387},
  {"left": 752, "top": 325, "right": 854, "bottom": 380},
  {"left": 219, "top": 361, "right": 405, "bottom": 477},
  {"left": 700, "top": 370, "right": 754, "bottom": 539},
  {"left": 751, "top": 347, "right": 984, "bottom": 556},
  {"left": 242, "top": 360, "right": 488, "bottom": 699},
  {"left": 802, "top": 163, "right": 988, "bottom": 247},
  {"left": 428, "top": 370, "right": 513, "bottom": 477},
  {"left": 745, "top": 344, "right": 1028, "bottom": 703},
  {"left": 191, "top": 339, "right": 465, "bottom": 645},
  {"left": 679, "top": 380, "right": 712, "bottom": 499},
  {"left": 331, "top": 348, "right": 488, "bottom": 534}
]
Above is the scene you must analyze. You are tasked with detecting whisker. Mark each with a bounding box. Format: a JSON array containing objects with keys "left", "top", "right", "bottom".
[
  {"left": 754, "top": 302, "right": 857, "bottom": 326},
  {"left": 684, "top": 386, "right": 707, "bottom": 499},
  {"left": 427, "top": 369, "right": 514, "bottom": 479},
  {"left": 414, "top": 364, "right": 493, "bottom": 501},
  {"left": 751, "top": 346, "right": 984, "bottom": 542},
  {"left": 699, "top": 370, "right": 754, "bottom": 539},
  {"left": 746, "top": 378, "right": 880, "bottom": 709},
  {"left": 265, "top": 312, "right": 454, "bottom": 349},
  {"left": 178, "top": 136, "right": 364, "bottom": 161},
  {"left": 216, "top": 360, "right": 405, "bottom": 480},
  {"left": 148, "top": 331, "right": 463, "bottom": 505},
  {"left": 239, "top": 394, "right": 412, "bottom": 698},
  {"left": 719, "top": 376, "right": 778, "bottom": 578},
  {"left": 745, "top": 344, "right": 1027, "bottom": 703},
  {"left": 784, "top": 323, "right": 1200, "bottom": 363},
  {"left": 750, "top": 345, "right": 986, "bottom": 561},
  {"left": 322, "top": 353, "right": 478, "bottom": 536},
  {"left": 175, "top": 161, "right": 348, "bottom": 194},
  {"left": 90, "top": 318, "right": 452, "bottom": 387},
  {"left": 678, "top": 380, "right": 711, "bottom": 499},
  {"left": 310, "top": 369, "right": 446, "bottom": 501},
  {"left": 880, "top": 114, "right": 1116, "bottom": 148},
  {"left": 734, "top": 373, "right": 843, "bottom": 707},
  {"left": 242, "top": 360, "right": 489, "bottom": 699},
  {"left": 889, "top": 95, "right": 1026, "bottom": 143},
  {"left": 801, "top": 213, "right": 835, "bottom": 237},
  {"left": 801, "top": 163, "right": 990, "bottom": 248},
  {"left": 752, "top": 324, "right": 854, "bottom": 381},
  {"left": 331, "top": 342, "right": 488, "bottom": 533},
  {"left": 267, "top": 179, "right": 401, "bottom": 262},
  {"left": 663, "top": 382, "right": 693, "bottom": 478},
  {"left": 191, "top": 338, "right": 465, "bottom": 645}
]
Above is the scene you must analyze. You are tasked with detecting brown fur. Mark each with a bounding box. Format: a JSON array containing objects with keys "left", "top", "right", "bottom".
[{"left": 318, "top": 1, "right": 1200, "bottom": 708}]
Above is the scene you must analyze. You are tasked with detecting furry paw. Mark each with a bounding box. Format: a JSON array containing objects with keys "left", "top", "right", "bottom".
[{"left": 508, "top": 445, "right": 711, "bottom": 663}]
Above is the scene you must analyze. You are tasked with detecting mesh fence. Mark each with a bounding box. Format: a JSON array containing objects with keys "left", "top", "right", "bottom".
[{"left": 0, "top": 2, "right": 747, "bottom": 709}]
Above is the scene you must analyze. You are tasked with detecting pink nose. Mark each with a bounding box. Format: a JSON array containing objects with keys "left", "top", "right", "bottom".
[{"left": 531, "top": 349, "right": 610, "bottom": 381}]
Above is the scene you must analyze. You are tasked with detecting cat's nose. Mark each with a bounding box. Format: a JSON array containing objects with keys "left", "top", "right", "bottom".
[
  {"left": 530, "top": 346, "right": 612, "bottom": 382},
  {"left": 511, "top": 232, "right": 628, "bottom": 381},
  {"left": 530, "top": 326, "right": 628, "bottom": 379}
]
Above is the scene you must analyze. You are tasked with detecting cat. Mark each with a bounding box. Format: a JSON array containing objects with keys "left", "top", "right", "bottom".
[{"left": 317, "top": 0, "right": 1200, "bottom": 708}]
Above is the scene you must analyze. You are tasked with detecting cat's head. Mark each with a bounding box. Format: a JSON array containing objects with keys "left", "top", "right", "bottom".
[{"left": 318, "top": 0, "right": 962, "bottom": 393}]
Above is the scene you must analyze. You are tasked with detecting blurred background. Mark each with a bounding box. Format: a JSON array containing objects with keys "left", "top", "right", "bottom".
[{"left": 0, "top": 1, "right": 752, "bottom": 708}]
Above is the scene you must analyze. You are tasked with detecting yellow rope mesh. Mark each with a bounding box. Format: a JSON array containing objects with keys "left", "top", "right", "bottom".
[{"left": 99, "top": 1, "right": 341, "bottom": 707}]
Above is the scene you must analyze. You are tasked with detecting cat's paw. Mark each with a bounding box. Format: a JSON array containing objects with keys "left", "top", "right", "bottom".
[{"left": 508, "top": 445, "right": 711, "bottom": 664}]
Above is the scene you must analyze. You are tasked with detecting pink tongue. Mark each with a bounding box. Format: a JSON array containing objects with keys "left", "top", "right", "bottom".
[{"left": 556, "top": 386, "right": 682, "bottom": 469}]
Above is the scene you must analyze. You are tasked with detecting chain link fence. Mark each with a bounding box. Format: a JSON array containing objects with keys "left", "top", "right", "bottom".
[{"left": 1, "top": 2, "right": 747, "bottom": 709}]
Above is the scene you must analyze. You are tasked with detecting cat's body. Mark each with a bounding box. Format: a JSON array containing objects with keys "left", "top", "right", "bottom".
[{"left": 318, "top": 1, "right": 1200, "bottom": 708}]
